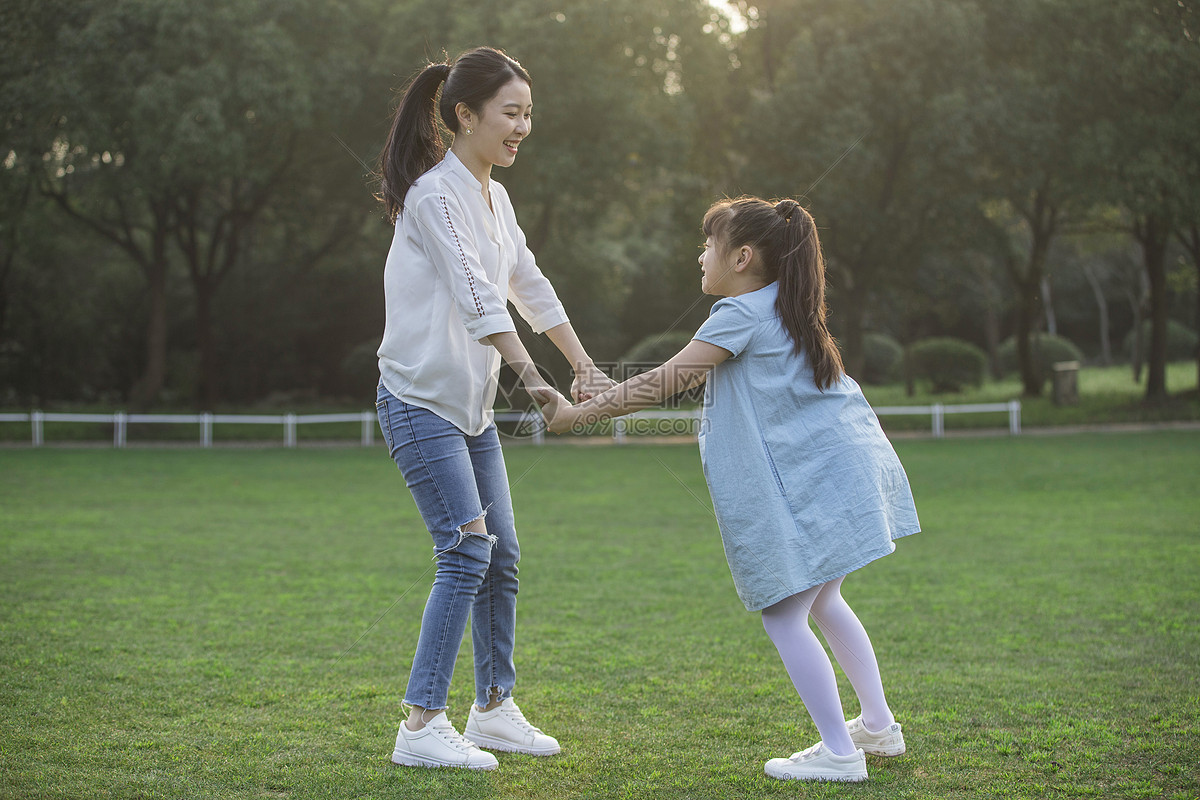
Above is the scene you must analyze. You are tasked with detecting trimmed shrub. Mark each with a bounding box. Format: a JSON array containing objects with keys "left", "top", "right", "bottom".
[
  {"left": 1122, "top": 320, "right": 1199, "bottom": 362},
  {"left": 861, "top": 333, "right": 904, "bottom": 385},
  {"left": 997, "top": 333, "right": 1084, "bottom": 387},
  {"left": 908, "top": 337, "right": 987, "bottom": 393}
]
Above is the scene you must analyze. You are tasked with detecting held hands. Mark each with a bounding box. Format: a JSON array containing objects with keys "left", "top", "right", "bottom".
[
  {"left": 529, "top": 387, "right": 578, "bottom": 434},
  {"left": 571, "top": 364, "right": 617, "bottom": 402}
]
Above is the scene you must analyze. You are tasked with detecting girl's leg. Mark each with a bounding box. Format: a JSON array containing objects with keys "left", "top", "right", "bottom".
[
  {"left": 761, "top": 586, "right": 857, "bottom": 756},
  {"left": 465, "top": 424, "right": 520, "bottom": 710},
  {"left": 808, "top": 576, "right": 895, "bottom": 731},
  {"left": 376, "top": 389, "right": 494, "bottom": 715}
]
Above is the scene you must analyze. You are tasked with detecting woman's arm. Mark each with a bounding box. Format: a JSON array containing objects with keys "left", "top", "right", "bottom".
[
  {"left": 538, "top": 339, "right": 732, "bottom": 434},
  {"left": 481, "top": 331, "right": 556, "bottom": 395}
]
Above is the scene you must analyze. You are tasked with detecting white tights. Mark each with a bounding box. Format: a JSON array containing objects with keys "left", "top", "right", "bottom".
[{"left": 760, "top": 576, "right": 895, "bottom": 757}]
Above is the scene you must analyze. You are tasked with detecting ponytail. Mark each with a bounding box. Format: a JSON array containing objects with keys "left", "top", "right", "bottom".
[
  {"left": 376, "top": 47, "right": 531, "bottom": 223},
  {"left": 773, "top": 200, "right": 844, "bottom": 391},
  {"left": 377, "top": 62, "right": 451, "bottom": 223},
  {"left": 702, "top": 196, "right": 845, "bottom": 391}
]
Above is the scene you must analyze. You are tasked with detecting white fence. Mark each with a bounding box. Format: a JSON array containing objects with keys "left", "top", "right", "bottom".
[{"left": 0, "top": 402, "right": 1019, "bottom": 447}]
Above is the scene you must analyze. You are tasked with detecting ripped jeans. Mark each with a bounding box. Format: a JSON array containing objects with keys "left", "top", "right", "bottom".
[{"left": 376, "top": 384, "right": 519, "bottom": 711}]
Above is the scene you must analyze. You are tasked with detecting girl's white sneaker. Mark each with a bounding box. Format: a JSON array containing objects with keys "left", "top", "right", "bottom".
[
  {"left": 847, "top": 716, "right": 906, "bottom": 756},
  {"left": 391, "top": 712, "right": 499, "bottom": 770},
  {"left": 764, "top": 742, "right": 868, "bottom": 782}
]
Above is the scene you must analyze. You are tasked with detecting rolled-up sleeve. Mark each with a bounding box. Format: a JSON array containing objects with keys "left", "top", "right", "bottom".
[
  {"left": 508, "top": 222, "right": 570, "bottom": 334},
  {"left": 411, "top": 192, "right": 517, "bottom": 341}
]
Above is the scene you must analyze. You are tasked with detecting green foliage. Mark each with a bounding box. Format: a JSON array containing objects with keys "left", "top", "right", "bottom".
[
  {"left": 908, "top": 337, "right": 987, "bottom": 393},
  {"left": 1123, "top": 320, "right": 1199, "bottom": 362},
  {"left": 2, "top": 0, "right": 1196, "bottom": 410},
  {"left": 2, "top": 437, "right": 1198, "bottom": 798},
  {"left": 996, "top": 333, "right": 1085, "bottom": 386}
]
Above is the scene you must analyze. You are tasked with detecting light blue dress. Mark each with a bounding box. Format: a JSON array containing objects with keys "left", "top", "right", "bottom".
[{"left": 693, "top": 282, "right": 920, "bottom": 611}]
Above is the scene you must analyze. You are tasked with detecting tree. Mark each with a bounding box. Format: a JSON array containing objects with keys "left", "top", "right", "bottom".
[
  {"left": 736, "top": 0, "right": 987, "bottom": 377},
  {"left": 18, "top": 0, "right": 389, "bottom": 408},
  {"left": 1095, "top": 0, "right": 1200, "bottom": 401}
]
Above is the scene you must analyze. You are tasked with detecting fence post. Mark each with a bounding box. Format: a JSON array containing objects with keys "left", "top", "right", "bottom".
[
  {"left": 32, "top": 410, "right": 43, "bottom": 447},
  {"left": 201, "top": 413, "right": 213, "bottom": 447},
  {"left": 361, "top": 411, "right": 374, "bottom": 447},
  {"left": 530, "top": 412, "right": 545, "bottom": 446},
  {"left": 284, "top": 413, "right": 297, "bottom": 448},
  {"left": 114, "top": 412, "right": 127, "bottom": 448},
  {"left": 613, "top": 417, "right": 626, "bottom": 444},
  {"left": 932, "top": 403, "right": 945, "bottom": 438},
  {"left": 1008, "top": 400, "right": 1021, "bottom": 435}
]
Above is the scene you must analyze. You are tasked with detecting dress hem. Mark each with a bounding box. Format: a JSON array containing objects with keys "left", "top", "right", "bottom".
[{"left": 738, "top": 526, "right": 920, "bottom": 612}]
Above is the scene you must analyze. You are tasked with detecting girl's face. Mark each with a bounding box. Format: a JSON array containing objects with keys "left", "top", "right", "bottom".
[
  {"left": 460, "top": 77, "right": 533, "bottom": 172},
  {"left": 699, "top": 235, "right": 735, "bottom": 297}
]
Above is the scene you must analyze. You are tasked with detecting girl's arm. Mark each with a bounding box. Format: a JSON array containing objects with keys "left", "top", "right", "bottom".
[
  {"left": 544, "top": 322, "right": 617, "bottom": 401},
  {"left": 537, "top": 339, "right": 732, "bottom": 434}
]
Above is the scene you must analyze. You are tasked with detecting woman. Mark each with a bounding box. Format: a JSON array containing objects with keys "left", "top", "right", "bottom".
[{"left": 375, "top": 47, "right": 612, "bottom": 771}]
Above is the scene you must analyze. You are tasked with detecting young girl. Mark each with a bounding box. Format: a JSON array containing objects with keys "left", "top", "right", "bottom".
[
  {"left": 540, "top": 196, "right": 919, "bottom": 782},
  {"left": 375, "top": 47, "right": 611, "bottom": 771}
]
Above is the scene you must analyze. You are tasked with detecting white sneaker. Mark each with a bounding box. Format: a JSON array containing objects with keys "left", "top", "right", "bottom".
[
  {"left": 764, "top": 742, "right": 868, "bottom": 782},
  {"left": 847, "top": 716, "right": 906, "bottom": 756},
  {"left": 391, "top": 711, "right": 499, "bottom": 770},
  {"left": 464, "top": 698, "right": 561, "bottom": 756}
]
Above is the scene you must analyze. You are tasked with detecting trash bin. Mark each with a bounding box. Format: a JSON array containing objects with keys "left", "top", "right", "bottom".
[{"left": 1052, "top": 361, "right": 1079, "bottom": 406}]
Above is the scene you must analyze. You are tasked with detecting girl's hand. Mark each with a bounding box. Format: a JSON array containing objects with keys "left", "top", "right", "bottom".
[
  {"left": 572, "top": 364, "right": 617, "bottom": 402},
  {"left": 530, "top": 388, "right": 576, "bottom": 434}
]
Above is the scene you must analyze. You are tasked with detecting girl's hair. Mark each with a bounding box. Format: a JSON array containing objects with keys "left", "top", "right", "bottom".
[
  {"left": 377, "top": 47, "right": 531, "bottom": 222},
  {"left": 702, "top": 196, "right": 845, "bottom": 390}
]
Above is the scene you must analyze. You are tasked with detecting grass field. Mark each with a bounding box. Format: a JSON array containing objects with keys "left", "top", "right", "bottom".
[{"left": 2, "top": 433, "right": 1198, "bottom": 799}]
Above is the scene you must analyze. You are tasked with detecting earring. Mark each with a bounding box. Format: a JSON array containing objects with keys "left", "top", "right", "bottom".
[{"left": 465, "top": 128, "right": 472, "bottom": 135}]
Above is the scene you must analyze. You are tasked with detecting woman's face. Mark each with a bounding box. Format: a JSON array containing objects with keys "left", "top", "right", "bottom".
[{"left": 462, "top": 77, "right": 533, "bottom": 170}]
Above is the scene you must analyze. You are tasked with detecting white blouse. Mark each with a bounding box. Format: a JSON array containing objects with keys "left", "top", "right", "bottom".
[{"left": 377, "top": 151, "right": 569, "bottom": 435}]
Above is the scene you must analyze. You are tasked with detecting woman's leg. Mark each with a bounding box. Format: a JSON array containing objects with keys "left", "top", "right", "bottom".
[
  {"left": 761, "top": 585, "right": 857, "bottom": 756},
  {"left": 808, "top": 576, "right": 895, "bottom": 731},
  {"left": 376, "top": 389, "right": 495, "bottom": 715},
  {"left": 464, "top": 425, "right": 520, "bottom": 710}
]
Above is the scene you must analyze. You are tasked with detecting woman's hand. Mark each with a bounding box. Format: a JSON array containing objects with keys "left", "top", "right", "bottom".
[
  {"left": 530, "top": 388, "right": 577, "bottom": 435},
  {"left": 571, "top": 364, "right": 617, "bottom": 402}
]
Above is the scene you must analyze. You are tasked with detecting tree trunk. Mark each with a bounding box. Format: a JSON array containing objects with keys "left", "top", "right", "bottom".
[
  {"left": 1134, "top": 213, "right": 1171, "bottom": 403},
  {"left": 1179, "top": 223, "right": 1200, "bottom": 391},
  {"left": 838, "top": 274, "right": 868, "bottom": 381},
  {"left": 195, "top": 277, "right": 217, "bottom": 410},
  {"left": 129, "top": 214, "right": 171, "bottom": 410},
  {"left": 1008, "top": 189, "right": 1059, "bottom": 398},
  {"left": 1040, "top": 274, "right": 1057, "bottom": 336},
  {"left": 1082, "top": 263, "right": 1112, "bottom": 365}
]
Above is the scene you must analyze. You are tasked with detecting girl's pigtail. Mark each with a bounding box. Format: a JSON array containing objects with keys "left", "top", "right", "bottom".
[
  {"left": 377, "top": 62, "right": 452, "bottom": 223},
  {"left": 775, "top": 202, "right": 844, "bottom": 391}
]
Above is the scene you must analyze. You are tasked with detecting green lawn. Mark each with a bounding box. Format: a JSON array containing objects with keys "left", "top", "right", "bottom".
[{"left": 2, "top": 435, "right": 1198, "bottom": 799}]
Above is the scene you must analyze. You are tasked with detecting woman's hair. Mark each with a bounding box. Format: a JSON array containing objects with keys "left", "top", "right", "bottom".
[
  {"left": 377, "top": 47, "right": 531, "bottom": 222},
  {"left": 702, "top": 196, "right": 845, "bottom": 390}
]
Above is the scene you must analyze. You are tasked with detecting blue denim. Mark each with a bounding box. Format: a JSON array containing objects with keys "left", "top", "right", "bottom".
[{"left": 376, "top": 383, "right": 520, "bottom": 710}]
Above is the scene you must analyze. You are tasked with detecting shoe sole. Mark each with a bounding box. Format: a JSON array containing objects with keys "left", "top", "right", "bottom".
[
  {"left": 391, "top": 750, "right": 498, "bottom": 770},
  {"left": 765, "top": 767, "right": 868, "bottom": 782},
  {"left": 859, "top": 742, "right": 906, "bottom": 757},
  {"left": 464, "top": 731, "right": 561, "bottom": 756}
]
